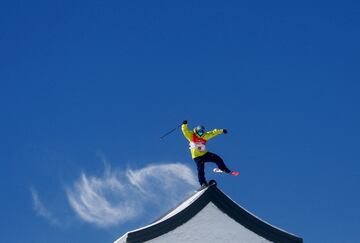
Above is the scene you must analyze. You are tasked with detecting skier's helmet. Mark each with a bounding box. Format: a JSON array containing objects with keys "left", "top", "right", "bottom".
[{"left": 194, "top": 125, "right": 205, "bottom": 137}]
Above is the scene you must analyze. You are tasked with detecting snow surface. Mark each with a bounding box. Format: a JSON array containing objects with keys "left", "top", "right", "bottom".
[
  {"left": 114, "top": 188, "right": 207, "bottom": 243},
  {"left": 114, "top": 186, "right": 295, "bottom": 243},
  {"left": 224, "top": 191, "right": 298, "bottom": 238},
  {"left": 145, "top": 202, "right": 272, "bottom": 243}
]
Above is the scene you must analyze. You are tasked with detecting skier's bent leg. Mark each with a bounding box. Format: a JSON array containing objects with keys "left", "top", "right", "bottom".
[
  {"left": 194, "top": 158, "right": 207, "bottom": 185},
  {"left": 207, "top": 152, "right": 231, "bottom": 173}
]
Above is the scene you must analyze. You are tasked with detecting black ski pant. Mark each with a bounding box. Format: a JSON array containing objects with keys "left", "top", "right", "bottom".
[{"left": 193, "top": 152, "right": 231, "bottom": 185}]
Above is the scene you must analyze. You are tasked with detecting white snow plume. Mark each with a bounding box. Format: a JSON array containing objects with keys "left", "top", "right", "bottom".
[
  {"left": 66, "top": 163, "right": 197, "bottom": 227},
  {"left": 31, "top": 187, "right": 60, "bottom": 226}
]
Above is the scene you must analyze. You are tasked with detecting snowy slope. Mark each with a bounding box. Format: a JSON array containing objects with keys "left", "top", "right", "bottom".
[
  {"left": 114, "top": 184, "right": 302, "bottom": 243},
  {"left": 146, "top": 202, "right": 272, "bottom": 243},
  {"left": 114, "top": 188, "right": 206, "bottom": 243}
]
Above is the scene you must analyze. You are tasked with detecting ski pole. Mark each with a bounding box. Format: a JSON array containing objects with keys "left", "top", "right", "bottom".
[{"left": 160, "top": 124, "right": 182, "bottom": 140}]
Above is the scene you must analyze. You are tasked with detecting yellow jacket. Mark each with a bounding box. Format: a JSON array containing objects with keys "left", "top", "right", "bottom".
[{"left": 181, "top": 124, "right": 224, "bottom": 158}]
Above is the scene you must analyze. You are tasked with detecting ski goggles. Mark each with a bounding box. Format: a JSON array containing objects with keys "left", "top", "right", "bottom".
[{"left": 197, "top": 130, "right": 205, "bottom": 136}]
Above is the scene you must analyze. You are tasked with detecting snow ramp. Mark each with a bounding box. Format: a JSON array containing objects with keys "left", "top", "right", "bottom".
[{"left": 114, "top": 182, "right": 303, "bottom": 243}]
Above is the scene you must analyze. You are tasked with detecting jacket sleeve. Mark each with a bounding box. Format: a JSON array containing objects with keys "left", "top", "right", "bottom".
[
  {"left": 181, "top": 124, "right": 193, "bottom": 141},
  {"left": 203, "top": 129, "right": 224, "bottom": 140}
]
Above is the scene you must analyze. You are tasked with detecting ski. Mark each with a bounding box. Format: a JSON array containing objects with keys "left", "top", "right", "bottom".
[
  {"left": 196, "top": 179, "right": 217, "bottom": 191},
  {"left": 213, "top": 168, "right": 240, "bottom": 176}
]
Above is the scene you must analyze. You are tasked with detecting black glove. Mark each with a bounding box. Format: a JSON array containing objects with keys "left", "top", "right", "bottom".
[
  {"left": 223, "top": 129, "right": 228, "bottom": 134},
  {"left": 182, "top": 120, "right": 188, "bottom": 125}
]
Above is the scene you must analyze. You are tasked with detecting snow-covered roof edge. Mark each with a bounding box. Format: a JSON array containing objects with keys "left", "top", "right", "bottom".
[{"left": 114, "top": 183, "right": 303, "bottom": 243}]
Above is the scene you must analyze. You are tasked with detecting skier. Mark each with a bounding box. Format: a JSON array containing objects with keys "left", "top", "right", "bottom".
[{"left": 181, "top": 120, "right": 238, "bottom": 188}]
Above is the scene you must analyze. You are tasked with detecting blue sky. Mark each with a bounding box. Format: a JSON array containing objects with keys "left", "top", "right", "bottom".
[{"left": 1, "top": 0, "right": 360, "bottom": 242}]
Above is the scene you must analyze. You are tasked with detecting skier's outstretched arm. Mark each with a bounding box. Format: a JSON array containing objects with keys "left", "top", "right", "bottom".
[
  {"left": 181, "top": 121, "right": 193, "bottom": 140},
  {"left": 204, "top": 129, "right": 227, "bottom": 140}
]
